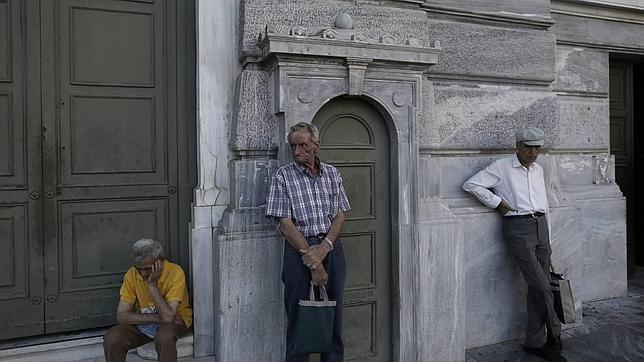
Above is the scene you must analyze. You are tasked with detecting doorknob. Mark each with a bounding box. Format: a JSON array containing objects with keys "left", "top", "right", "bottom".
[
  {"left": 29, "top": 191, "right": 41, "bottom": 200},
  {"left": 31, "top": 296, "right": 42, "bottom": 305},
  {"left": 46, "top": 294, "right": 58, "bottom": 303},
  {"left": 45, "top": 191, "right": 55, "bottom": 199}
]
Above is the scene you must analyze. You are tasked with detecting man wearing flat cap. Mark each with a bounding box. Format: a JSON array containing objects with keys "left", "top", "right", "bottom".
[{"left": 463, "top": 127, "right": 566, "bottom": 362}]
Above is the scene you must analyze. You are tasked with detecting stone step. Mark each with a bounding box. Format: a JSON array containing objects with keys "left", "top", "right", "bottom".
[{"left": 0, "top": 332, "right": 193, "bottom": 362}]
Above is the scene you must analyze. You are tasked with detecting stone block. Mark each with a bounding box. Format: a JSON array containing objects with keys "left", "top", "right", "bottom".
[
  {"left": 461, "top": 205, "right": 583, "bottom": 349},
  {"left": 574, "top": 198, "right": 627, "bottom": 302},
  {"left": 461, "top": 212, "right": 526, "bottom": 348},
  {"left": 233, "top": 69, "right": 278, "bottom": 150},
  {"left": 216, "top": 234, "right": 284, "bottom": 361},
  {"left": 552, "top": 45, "right": 608, "bottom": 94},
  {"left": 552, "top": 13, "right": 644, "bottom": 51},
  {"left": 550, "top": 206, "right": 584, "bottom": 324},
  {"left": 196, "top": 0, "right": 239, "bottom": 207},
  {"left": 426, "top": 20, "right": 555, "bottom": 81},
  {"left": 191, "top": 205, "right": 212, "bottom": 229},
  {"left": 553, "top": 96, "right": 609, "bottom": 150},
  {"left": 190, "top": 226, "right": 215, "bottom": 357},
  {"left": 230, "top": 159, "right": 280, "bottom": 208},
  {"left": 417, "top": 218, "right": 465, "bottom": 361},
  {"left": 557, "top": 153, "right": 619, "bottom": 190},
  {"left": 242, "top": 1, "right": 429, "bottom": 57},
  {"left": 418, "top": 85, "right": 556, "bottom": 149}
]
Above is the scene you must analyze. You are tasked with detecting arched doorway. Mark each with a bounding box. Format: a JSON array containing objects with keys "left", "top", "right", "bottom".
[{"left": 313, "top": 97, "right": 392, "bottom": 361}]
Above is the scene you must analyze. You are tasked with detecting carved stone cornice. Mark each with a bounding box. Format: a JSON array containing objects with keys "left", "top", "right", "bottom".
[
  {"left": 422, "top": 3, "right": 555, "bottom": 29},
  {"left": 257, "top": 25, "right": 441, "bottom": 70},
  {"left": 552, "top": 0, "right": 644, "bottom": 24}
]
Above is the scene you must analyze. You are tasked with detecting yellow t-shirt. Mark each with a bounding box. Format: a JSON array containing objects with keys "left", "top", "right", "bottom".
[{"left": 119, "top": 260, "right": 193, "bottom": 329}]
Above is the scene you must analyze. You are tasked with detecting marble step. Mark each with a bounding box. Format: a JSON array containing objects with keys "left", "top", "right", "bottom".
[{"left": 0, "top": 332, "right": 193, "bottom": 362}]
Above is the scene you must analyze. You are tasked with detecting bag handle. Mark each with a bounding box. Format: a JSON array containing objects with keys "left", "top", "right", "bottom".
[{"left": 308, "top": 283, "right": 329, "bottom": 302}]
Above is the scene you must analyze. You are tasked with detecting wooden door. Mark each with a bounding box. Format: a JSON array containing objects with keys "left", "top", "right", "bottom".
[
  {"left": 313, "top": 97, "right": 392, "bottom": 361},
  {"left": 0, "top": 0, "right": 45, "bottom": 340},
  {"left": 610, "top": 61, "right": 635, "bottom": 273},
  {"left": 40, "top": 0, "right": 183, "bottom": 333},
  {"left": 0, "top": 0, "right": 193, "bottom": 338}
]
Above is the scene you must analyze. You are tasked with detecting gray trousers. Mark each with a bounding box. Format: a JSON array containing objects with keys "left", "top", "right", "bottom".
[{"left": 502, "top": 215, "right": 561, "bottom": 348}]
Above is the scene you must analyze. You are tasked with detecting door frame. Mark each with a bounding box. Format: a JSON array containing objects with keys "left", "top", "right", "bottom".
[
  {"left": 609, "top": 54, "right": 644, "bottom": 274},
  {"left": 260, "top": 29, "right": 439, "bottom": 361}
]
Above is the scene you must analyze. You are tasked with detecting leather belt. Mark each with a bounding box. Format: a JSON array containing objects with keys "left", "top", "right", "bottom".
[{"left": 504, "top": 212, "right": 545, "bottom": 220}]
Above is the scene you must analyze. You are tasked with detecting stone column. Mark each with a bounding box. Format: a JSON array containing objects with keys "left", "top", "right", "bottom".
[{"left": 191, "top": 0, "right": 240, "bottom": 357}]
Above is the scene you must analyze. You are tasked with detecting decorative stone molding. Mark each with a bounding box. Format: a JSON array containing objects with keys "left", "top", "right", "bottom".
[
  {"left": 257, "top": 15, "right": 442, "bottom": 361},
  {"left": 592, "top": 154, "right": 615, "bottom": 184},
  {"left": 346, "top": 58, "right": 371, "bottom": 95},
  {"left": 258, "top": 25, "right": 441, "bottom": 68}
]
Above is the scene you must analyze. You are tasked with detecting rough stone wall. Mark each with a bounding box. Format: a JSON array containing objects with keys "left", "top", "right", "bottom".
[
  {"left": 241, "top": 0, "right": 430, "bottom": 58},
  {"left": 551, "top": 45, "right": 626, "bottom": 303},
  {"left": 218, "top": 0, "right": 631, "bottom": 360},
  {"left": 417, "top": 3, "right": 625, "bottom": 353}
]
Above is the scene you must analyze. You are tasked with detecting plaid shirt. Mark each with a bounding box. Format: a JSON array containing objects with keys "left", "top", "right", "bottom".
[{"left": 266, "top": 159, "right": 351, "bottom": 237}]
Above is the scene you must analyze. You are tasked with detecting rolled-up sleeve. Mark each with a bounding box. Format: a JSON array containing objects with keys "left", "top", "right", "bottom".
[
  {"left": 462, "top": 162, "right": 503, "bottom": 209},
  {"left": 337, "top": 176, "right": 351, "bottom": 213},
  {"left": 266, "top": 170, "right": 291, "bottom": 219}
]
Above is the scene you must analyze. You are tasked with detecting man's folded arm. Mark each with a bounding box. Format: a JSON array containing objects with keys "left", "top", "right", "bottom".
[
  {"left": 115, "top": 301, "right": 162, "bottom": 325},
  {"left": 462, "top": 165, "right": 503, "bottom": 209}
]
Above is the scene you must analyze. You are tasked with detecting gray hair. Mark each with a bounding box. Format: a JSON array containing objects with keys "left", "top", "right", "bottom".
[
  {"left": 132, "top": 238, "right": 164, "bottom": 263},
  {"left": 288, "top": 122, "right": 319, "bottom": 143}
]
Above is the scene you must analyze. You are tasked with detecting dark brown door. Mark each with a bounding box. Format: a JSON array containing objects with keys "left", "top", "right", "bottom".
[
  {"left": 610, "top": 61, "right": 635, "bottom": 273},
  {"left": 0, "top": 0, "right": 193, "bottom": 338},
  {"left": 313, "top": 97, "right": 392, "bottom": 361}
]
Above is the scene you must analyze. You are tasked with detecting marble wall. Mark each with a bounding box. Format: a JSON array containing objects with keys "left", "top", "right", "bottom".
[{"left": 194, "top": 0, "right": 633, "bottom": 360}]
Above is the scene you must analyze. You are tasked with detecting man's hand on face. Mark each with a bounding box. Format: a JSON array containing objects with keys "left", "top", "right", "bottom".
[
  {"left": 146, "top": 259, "right": 163, "bottom": 286},
  {"left": 311, "top": 265, "right": 328, "bottom": 286},
  {"left": 300, "top": 243, "right": 331, "bottom": 269},
  {"left": 496, "top": 199, "right": 517, "bottom": 216}
]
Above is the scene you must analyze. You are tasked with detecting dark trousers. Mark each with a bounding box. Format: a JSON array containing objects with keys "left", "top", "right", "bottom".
[
  {"left": 103, "top": 322, "right": 186, "bottom": 362},
  {"left": 283, "top": 236, "right": 346, "bottom": 362},
  {"left": 503, "top": 215, "right": 561, "bottom": 348}
]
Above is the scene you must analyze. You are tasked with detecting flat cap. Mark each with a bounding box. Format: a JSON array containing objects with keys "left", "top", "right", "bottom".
[{"left": 516, "top": 127, "right": 545, "bottom": 146}]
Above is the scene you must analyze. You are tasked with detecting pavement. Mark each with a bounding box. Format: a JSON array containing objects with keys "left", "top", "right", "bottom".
[
  {"left": 7, "top": 270, "right": 644, "bottom": 361},
  {"left": 466, "top": 267, "right": 644, "bottom": 362},
  {"left": 134, "top": 268, "right": 644, "bottom": 362}
]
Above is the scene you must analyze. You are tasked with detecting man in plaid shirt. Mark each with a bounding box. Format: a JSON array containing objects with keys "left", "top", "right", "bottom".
[{"left": 266, "top": 122, "right": 351, "bottom": 362}]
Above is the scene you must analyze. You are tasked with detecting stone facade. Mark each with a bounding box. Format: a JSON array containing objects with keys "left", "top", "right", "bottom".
[{"left": 194, "top": 0, "right": 640, "bottom": 360}]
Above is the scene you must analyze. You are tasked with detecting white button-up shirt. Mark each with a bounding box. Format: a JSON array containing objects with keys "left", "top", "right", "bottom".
[{"left": 462, "top": 154, "right": 549, "bottom": 216}]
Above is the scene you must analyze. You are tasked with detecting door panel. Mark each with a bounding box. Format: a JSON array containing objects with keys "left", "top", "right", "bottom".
[
  {"left": 40, "top": 0, "right": 179, "bottom": 334},
  {"left": 0, "top": 0, "right": 45, "bottom": 340},
  {"left": 314, "top": 98, "right": 391, "bottom": 361},
  {"left": 0, "top": 0, "right": 191, "bottom": 339}
]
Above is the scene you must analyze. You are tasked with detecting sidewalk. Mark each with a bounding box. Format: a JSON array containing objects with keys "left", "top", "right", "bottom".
[{"left": 466, "top": 268, "right": 644, "bottom": 361}]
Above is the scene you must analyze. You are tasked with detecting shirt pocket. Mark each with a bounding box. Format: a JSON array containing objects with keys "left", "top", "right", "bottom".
[{"left": 321, "top": 183, "right": 339, "bottom": 218}]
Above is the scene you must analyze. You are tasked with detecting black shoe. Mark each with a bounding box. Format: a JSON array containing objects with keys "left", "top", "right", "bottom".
[
  {"left": 547, "top": 336, "right": 563, "bottom": 355},
  {"left": 523, "top": 345, "right": 567, "bottom": 362}
]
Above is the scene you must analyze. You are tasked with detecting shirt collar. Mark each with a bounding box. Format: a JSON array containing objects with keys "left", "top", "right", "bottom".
[
  {"left": 293, "top": 157, "right": 323, "bottom": 177},
  {"left": 512, "top": 153, "right": 533, "bottom": 171}
]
